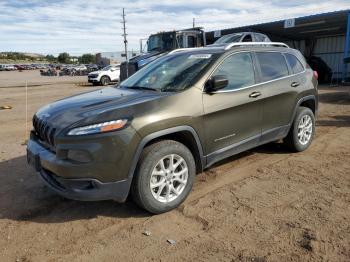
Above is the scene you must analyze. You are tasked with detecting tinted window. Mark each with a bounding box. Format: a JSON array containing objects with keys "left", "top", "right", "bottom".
[
  {"left": 285, "top": 53, "right": 304, "bottom": 74},
  {"left": 212, "top": 52, "right": 255, "bottom": 91},
  {"left": 256, "top": 52, "right": 289, "bottom": 82},
  {"left": 242, "top": 34, "right": 252, "bottom": 42}
]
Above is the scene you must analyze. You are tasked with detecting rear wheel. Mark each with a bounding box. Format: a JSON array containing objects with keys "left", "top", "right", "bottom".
[
  {"left": 284, "top": 106, "right": 315, "bottom": 152},
  {"left": 100, "top": 76, "right": 110, "bottom": 86},
  {"left": 131, "top": 140, "right": 196, "bottom": 214}
]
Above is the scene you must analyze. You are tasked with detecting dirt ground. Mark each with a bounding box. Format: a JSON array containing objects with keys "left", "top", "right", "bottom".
[{"left": 0, "top": 71, "right": 349, "bottom": 262}]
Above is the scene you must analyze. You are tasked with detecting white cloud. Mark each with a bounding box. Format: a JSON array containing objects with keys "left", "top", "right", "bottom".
[{"left": 0, "top": 0, "right": 349, "bottom": 55}]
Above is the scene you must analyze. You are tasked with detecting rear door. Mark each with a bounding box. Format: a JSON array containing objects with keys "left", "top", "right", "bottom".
[
  {"left": 202, "top": 52, "right": 263, "bottom": 162},
  {"left": 254, "top": 51, "right": 303, "bottom": 141}
]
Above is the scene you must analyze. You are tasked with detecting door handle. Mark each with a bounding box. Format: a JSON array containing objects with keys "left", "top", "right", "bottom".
[
  {"left": 249, "top": 91, "right": 261, "bottom": 98},
  {"left": 291, "top": 82, "right": 300, "bottom": 87}
]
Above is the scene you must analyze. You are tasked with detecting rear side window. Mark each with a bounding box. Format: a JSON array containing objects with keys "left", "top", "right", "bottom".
[
  {"left": 212, "top": 52, "right": 255, "bottom": 91},
  {"left": 285, "top": 53, "right": 304, "bottom": 74},
  {"left": 256, "top": 52, "right": 289, "bottom": 82}
]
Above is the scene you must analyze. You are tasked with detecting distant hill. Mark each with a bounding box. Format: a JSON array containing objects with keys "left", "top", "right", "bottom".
[
  {"left": 0, "top": 52, "right": 44, "bottom": 58},
  {"left": 0, "top": 52, "right": 48, "bottom": 63},
  {"left": 22, "top": 52, "right": 45, "bottom": 58}
]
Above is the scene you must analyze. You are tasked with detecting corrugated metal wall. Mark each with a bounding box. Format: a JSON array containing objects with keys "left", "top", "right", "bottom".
[
  {"left": 313, "top": 36, "right": 346, "bottom": 75},
  {"left": 286, "top": 35, "right": 348, "bottom": 75}
]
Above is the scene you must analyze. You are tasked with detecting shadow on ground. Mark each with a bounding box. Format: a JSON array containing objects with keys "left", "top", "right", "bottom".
[
  {"left": 317, "top": 115, "right": 350, "bottom": 127},
  {"left": 0, "top": 155, "right": 149, "bottom": 223},
  {"left": 0, "top": 142, "right": 292, "bottom": 225},
  {"left": 318, "top": 91, "right": 350, "bottom": 105}
]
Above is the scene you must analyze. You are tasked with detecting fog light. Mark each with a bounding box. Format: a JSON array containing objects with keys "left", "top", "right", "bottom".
[{"left": 67, "top": 150, "right": 92, "bottom": 163}]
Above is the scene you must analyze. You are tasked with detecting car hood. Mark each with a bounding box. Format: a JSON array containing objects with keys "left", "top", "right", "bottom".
[
  {"left": 88, "top": 70, "right": 102, "bottom": 75},
  {"left": 35, "top": 87, "right": 167, "bottom": 130}
]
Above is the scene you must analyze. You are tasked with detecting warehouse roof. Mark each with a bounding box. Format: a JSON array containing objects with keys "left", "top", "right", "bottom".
[{"left": 206, "top": 9, "right": 350, "bottom": 43}]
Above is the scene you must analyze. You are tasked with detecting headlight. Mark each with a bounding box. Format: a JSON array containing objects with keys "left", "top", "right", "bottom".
[{"left": 67, "top": 119, "right": 128, "bottom": 136}]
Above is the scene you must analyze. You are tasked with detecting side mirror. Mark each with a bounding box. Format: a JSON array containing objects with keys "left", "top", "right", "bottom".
[{"left": 205, "top": 75, "right": 229, "bottom": 92}]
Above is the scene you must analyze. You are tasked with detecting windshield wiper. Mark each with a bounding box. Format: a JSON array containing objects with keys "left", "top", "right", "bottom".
[
  {"left": 124, "top": 86, "right": 159, "bottom": 92},
  {"left": 148, "top": 47, "right": 161, "bottom": 52},
  {"left": 160, "top": 86, "right": 178, "bottom": 92}
]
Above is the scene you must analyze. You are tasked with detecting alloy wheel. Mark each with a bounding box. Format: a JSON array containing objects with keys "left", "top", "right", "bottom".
[
  {"left": 297, "top": 115, "right": 313, "bottom": 145},
  {"left": 149, "top": 154, "right": 188, "bottom": 203}
]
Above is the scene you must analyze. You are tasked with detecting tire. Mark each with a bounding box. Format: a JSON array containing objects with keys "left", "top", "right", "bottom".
[
  {"left": 131, "top": 140, "right": 196, "bottom": 214},
  {"left": 284, "top": 106, "right": 315, "bottom": 152},
  {"left": 100, "top": 76, "right": 110, "bottom": 86}
]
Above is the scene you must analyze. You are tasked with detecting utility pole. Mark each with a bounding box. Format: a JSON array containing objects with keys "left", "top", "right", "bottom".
[
  {"left": 121, "top": 8, "right": 128, "bottom": 61},
  {"left": 193, "top": 18, "right": 195, "bottom": 28}
]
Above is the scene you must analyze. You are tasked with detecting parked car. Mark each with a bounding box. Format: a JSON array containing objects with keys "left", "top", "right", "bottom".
[
  {"left": 209, "top": 32, "right": 271, "bottom": 46},
  {"left": 27, "top": 42, "right": 318, "bottom": 214},
  {"left": 88, "top": 64, "right": 120, "bottom": 86},
  {"left": 71, "top": 64, "right": 87, "bottom": 71},
  {"left": 25, "top": 65, "right": 36, "bottom": 70},
  {"left": 15, "top": 64, "right": 26, "bottom": 70},
  {"left": 86, "top": 64, "right": 99, "bottom": 72},
  {"left": 3, "top": 64, "right": 16, "bottom": 71}
]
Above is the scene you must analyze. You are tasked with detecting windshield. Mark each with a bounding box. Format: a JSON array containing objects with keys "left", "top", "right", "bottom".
[
  {"left": 120, "top": 52, "right": 219, "bottom": 92},
  {"left": 214, "top": 33, "right": 242, "bottom": 44},
  {"left": 147, "top": 33, "right": 174, "bottom": 52},
  {"left": 102, "top": 65, "right": 113, "bottom": 71}
]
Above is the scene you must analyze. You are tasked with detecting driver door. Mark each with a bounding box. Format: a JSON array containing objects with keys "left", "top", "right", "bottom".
[{"left": 202, "top": 52, "right": 263, "bottom": 165}]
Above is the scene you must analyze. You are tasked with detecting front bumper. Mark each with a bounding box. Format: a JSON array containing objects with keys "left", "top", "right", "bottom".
[
  {"left": 88, "top": 77, "right": 100, "bottom": 83},
  {"left": 26, "top": 135, "right": 132, "bottom": 202}
]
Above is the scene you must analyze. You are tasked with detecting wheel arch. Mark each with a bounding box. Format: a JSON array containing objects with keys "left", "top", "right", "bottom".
[
  {"left": 100, "top": 75, "right": 111, "bottom": 82},
  {"left": 290, "top": 95, "right": 317, "bottom": 124},
  {"left": 128, "top": 126, "right": 205, "bottom": 181}
]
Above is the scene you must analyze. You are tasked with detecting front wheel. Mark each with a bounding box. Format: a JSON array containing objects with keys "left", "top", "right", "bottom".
[
  {"left": 100, "top": 76, "right": 110, "bottom": 86},
  {"left": 131, "top": 140, "right": 196, "bottom": 214},
  {"left": 284, "top": 106, "right": 315, "bottom": 152}
]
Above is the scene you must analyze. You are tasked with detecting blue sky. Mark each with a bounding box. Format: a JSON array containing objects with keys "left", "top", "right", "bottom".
[{"left": 0, "top": 0, "right": 349, "bottom": 55}]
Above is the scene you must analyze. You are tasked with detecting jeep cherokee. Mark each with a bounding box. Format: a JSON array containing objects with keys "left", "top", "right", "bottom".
[{"left": 27, "top": 42, "right": 318, "bottom": 214}]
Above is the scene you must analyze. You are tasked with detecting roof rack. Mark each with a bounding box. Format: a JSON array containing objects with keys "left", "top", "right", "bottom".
[
  {"left": 224, "top": 42, "right": 289, "bottom": 50},
  {"left": 169, "top": 47, "right": 204, "bottom": 54}
]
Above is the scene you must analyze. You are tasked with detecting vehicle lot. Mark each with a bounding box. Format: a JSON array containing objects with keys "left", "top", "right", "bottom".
[
  {"left": 0, "top": 69, "right": 86, "bottom": 88},
  {"left": 0, "top": 71, "right": 349, "bottom": 261}
]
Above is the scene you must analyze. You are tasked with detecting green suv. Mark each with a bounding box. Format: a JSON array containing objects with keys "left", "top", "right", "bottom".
[{"left": 27, "top": 43, "right": 318, "bottom": 213}]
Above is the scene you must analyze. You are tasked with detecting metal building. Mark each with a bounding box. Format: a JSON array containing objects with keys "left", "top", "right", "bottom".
[{"left": 206, "top": 10, "right": 350, "bottom": 83}]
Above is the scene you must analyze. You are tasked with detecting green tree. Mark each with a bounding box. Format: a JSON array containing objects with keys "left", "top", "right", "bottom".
[
  {"left": 45, "top": 54, "right": 56, "bottom": 62},
  {"left": 57, "top": 52, "right": 70, "bottom": 63},
  {"left": 79, "top": 53, "right": 96, "bottom": 64}
]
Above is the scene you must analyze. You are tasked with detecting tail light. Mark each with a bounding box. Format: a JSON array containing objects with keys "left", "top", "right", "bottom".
[{"left": 313, "top": 71, "right": 318, "bottom": 80}]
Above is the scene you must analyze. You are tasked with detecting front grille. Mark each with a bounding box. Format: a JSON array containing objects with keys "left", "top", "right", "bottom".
[
  {"left": 120, "top": 61, "right": 137, "bottom": 81},
  {"left": 128, "top": 63, "right": 137, "bottom": 77},
  {"left": 33, "top": 115, "right": 56, "bottom": 146}
]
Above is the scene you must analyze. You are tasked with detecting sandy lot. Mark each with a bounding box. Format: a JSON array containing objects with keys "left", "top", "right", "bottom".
[{"left": 0, "top": 71, "right": 349, "bottom": 262}]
